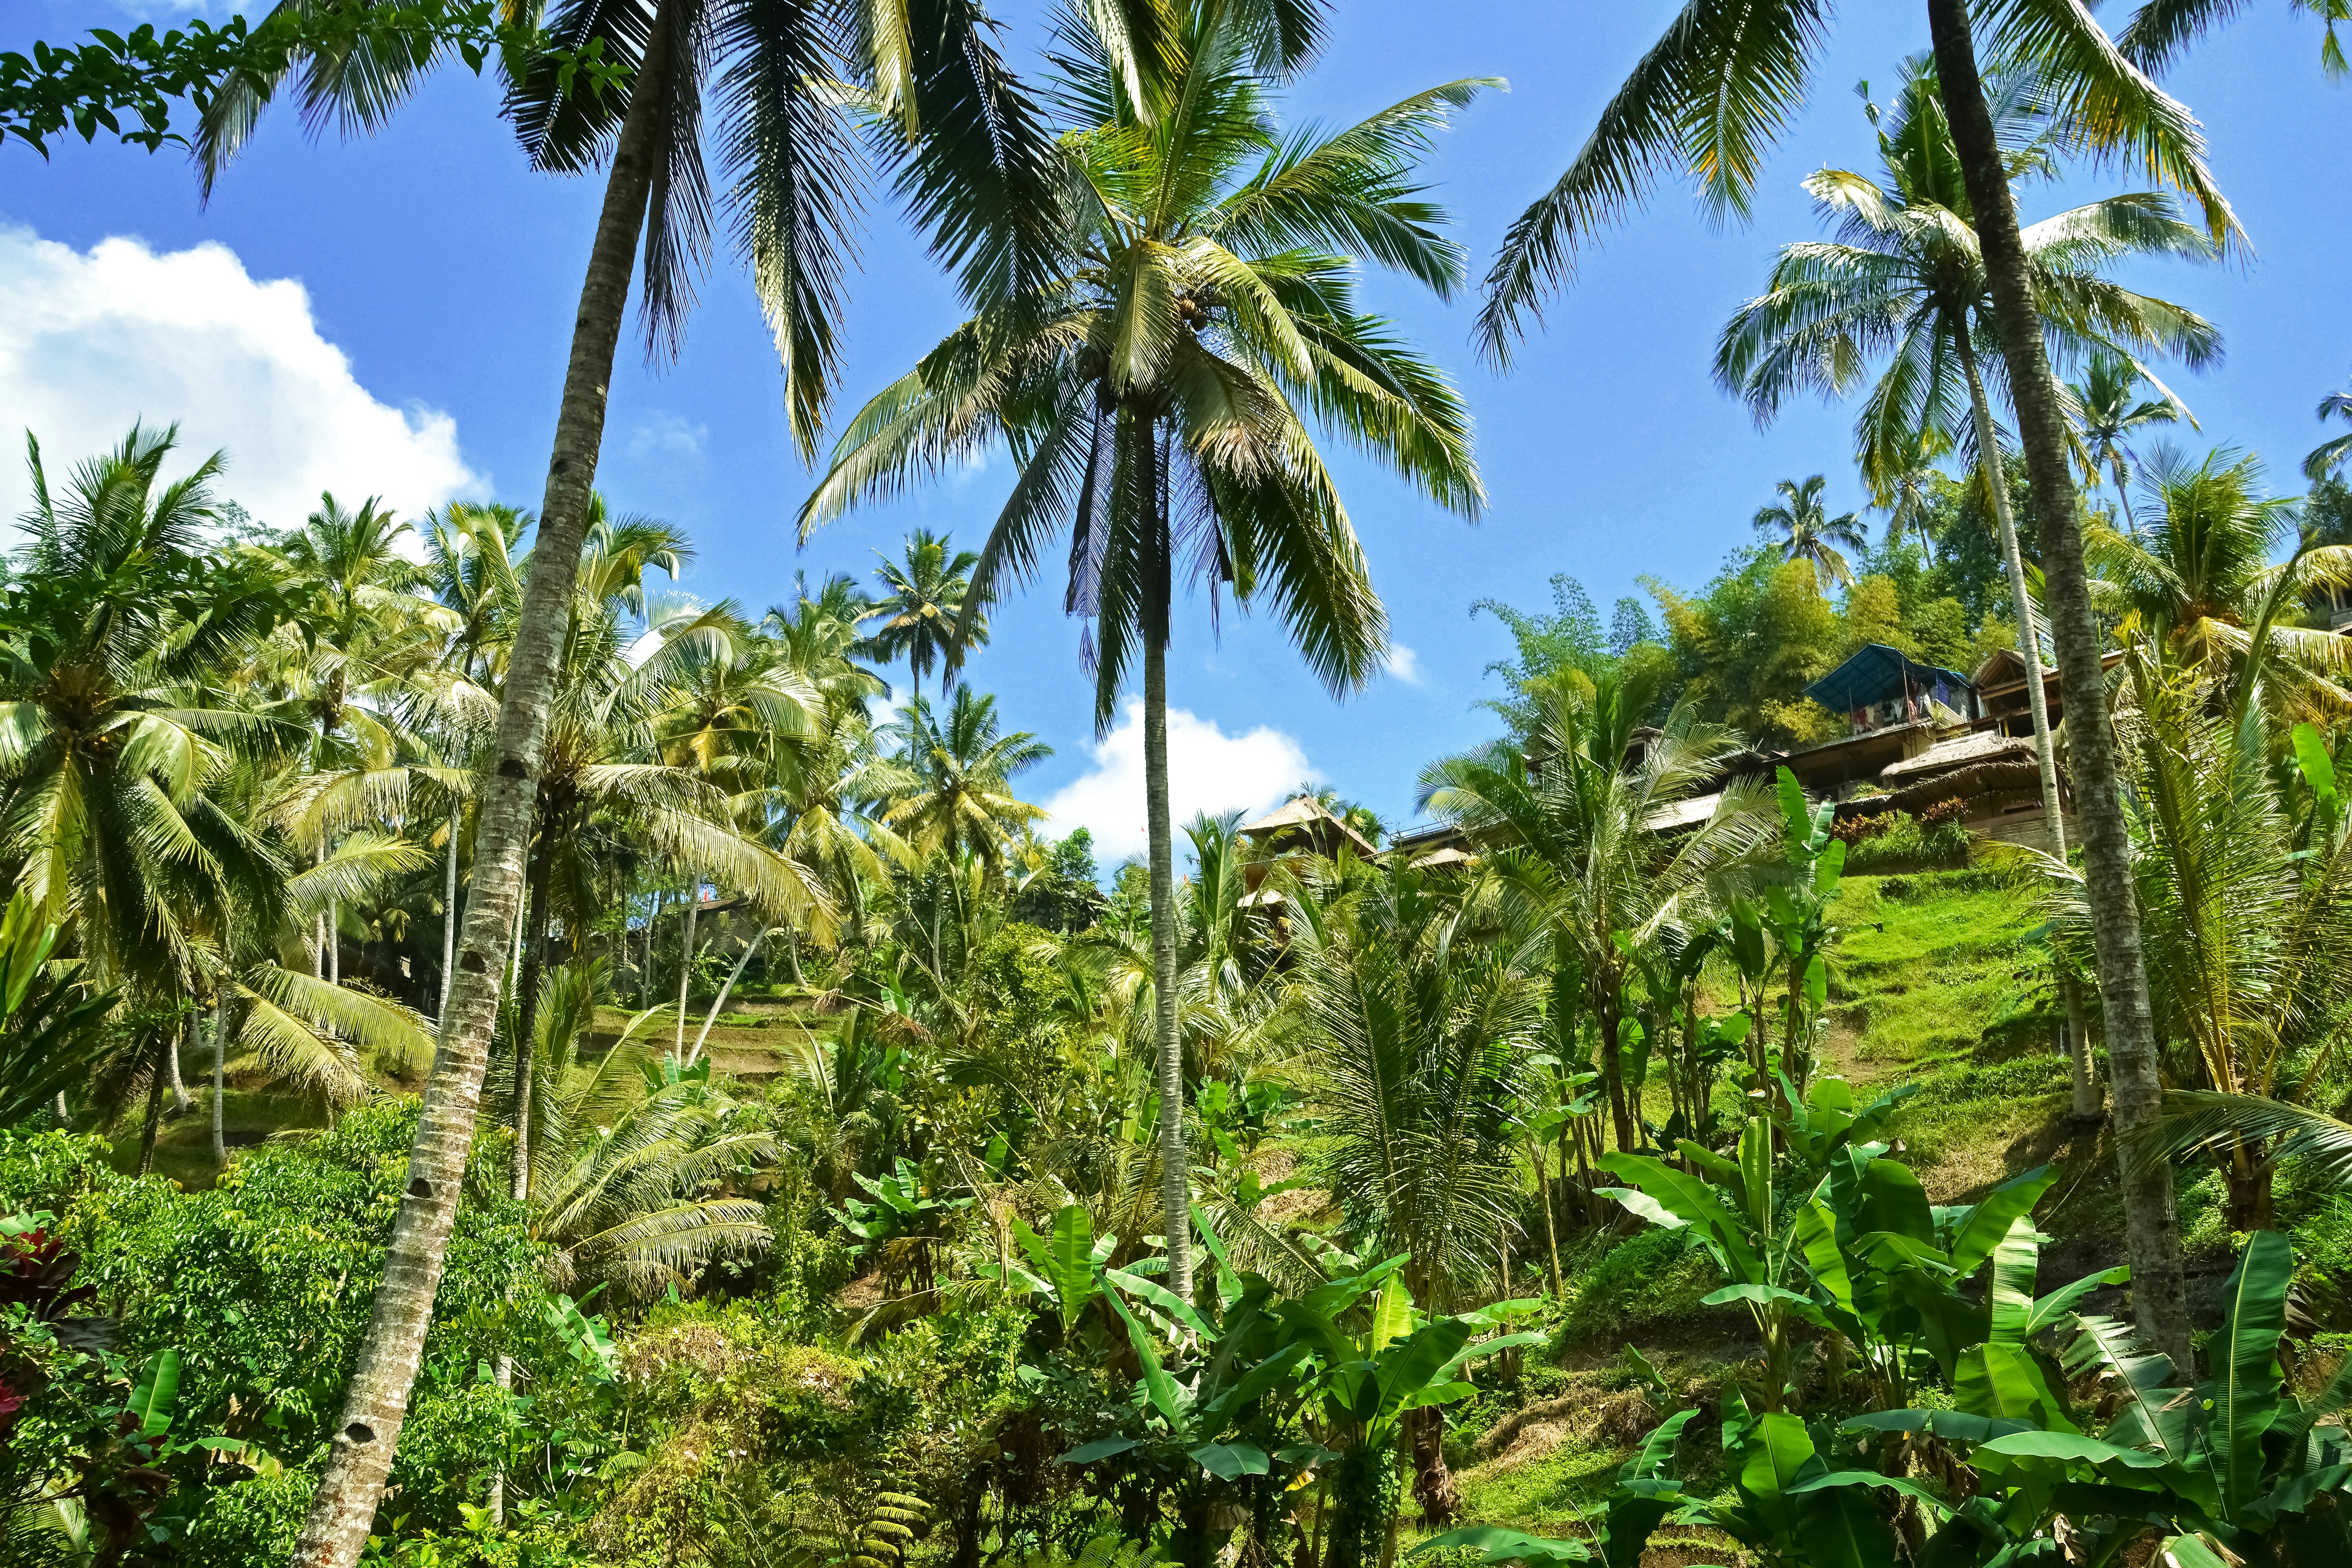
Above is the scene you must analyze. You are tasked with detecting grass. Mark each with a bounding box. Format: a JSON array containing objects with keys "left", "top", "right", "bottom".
[{"left": 1827, "top": 867, "right": 2056, "bottom": 1071}]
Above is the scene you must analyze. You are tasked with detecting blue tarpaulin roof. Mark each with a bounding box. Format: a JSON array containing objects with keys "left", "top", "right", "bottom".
[{"left": 1805, "top": 644, "right": 1977, "bottom": 715}]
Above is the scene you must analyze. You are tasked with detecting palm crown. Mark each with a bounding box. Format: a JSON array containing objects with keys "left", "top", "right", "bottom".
[
  {"left": 1751, "top": 474, "right": 1867, "bottom": 593},
  {"left": 801, "top": 0, "right": 1489, "bottom": 721},
  {"left": 861, "top": 529, "right": 986, "bottom": 701},
  {"left": 1715, "top": 57, "right": 2220, "bottom": 504}
]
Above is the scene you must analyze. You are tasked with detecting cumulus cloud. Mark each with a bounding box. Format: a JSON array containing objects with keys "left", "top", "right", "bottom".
[
  {"left": 1041, "top": 701, "right": 1318, "bottom": 862},
  {"left": 0, "top": 226, "right": 481, "bottom": 534},
  {"left": 1382, "top": 644, "right": 1425, "bottom": 686}
]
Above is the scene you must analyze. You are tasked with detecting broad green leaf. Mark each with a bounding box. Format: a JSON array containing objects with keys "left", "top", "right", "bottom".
[
  {"left": 1371, "top": 1320, "right": 1474, "bottom": 1432},
  {"left": 1786, "top": 1470, "right": 1951, "bottom": 1515},
  {"left": 1738, "top": 1118, "right": 1773, "bottom": 1234},
  {"left": 1794, "top": 1200, "right": 1853, "bottom": 1312},
  {"left": 2293, "top": 722, "right": 2336, "bottom": 803},
  {"left": 1794, "top": 1479, "right": 1900, "bottom": 1567},
  {"left": 1955, "top": 1344, "right": 2075, "bottom": 1433},
  {"left": 1860, "top": 1159, "right": 1935, "bottom": 1247},
  {"left": 1776, "top": 767, "right": 1811, "bottom": 848},
  {"left": 1947, "top": 1165, "right": 2058, "bottom": 1276},
  {"left": 129, "top": 1350, "right": 180, "bottom": 1438},
  {"left": 1735, "top": 1412, "right": 1818, "bottom": 1542},
  {"left": 1621, "top": 1406, "right": 1696, "bottom": 1483},
  {"left": 1597, "top": 1154, "right": 1760, "bottom": 1280},
  {"left": 1367, "top": 1271, "right": 1415, "bottom": 1354},
  {"left": 1979, "top": 1430, "right": 2167, "bottom": 1469},
  {"left": 1188, "top": 1441, "right": 1269, "bottom": 1479},
  {"left": 2216, "top": 1232, "right": 2293, "bottom": 1516},
  {"left": 1103, "top": 1290, "right": 1184, "bottom": 1427},
  {"left": 1409, "top": 1526, "right": 1596, "bottom": 1566},
  {"left": 1058, "top": 1435, "right": 1139, "bottom": 1463},
  {"left": 2026, "top": 1266, "right": 2129, "bottom": 1336},
  {"left": 2157, "top": 1533, "right": 2233, "bottom": 1568},
  {"left": 1814, "top": 837, "right": 1845, "bottom": 895},
  {"left": 1987, "top": 1215, "right": 2044, "bottom": 1346},
  {"left": 1105, "top": 1267, "right": 1213, "bottom": 1339}
]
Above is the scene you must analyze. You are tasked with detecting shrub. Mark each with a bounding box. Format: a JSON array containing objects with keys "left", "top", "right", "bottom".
[
  {"left": 1839, "top": 810, "right": 1972, "bottom": 872},
  {"left": 1557, "top": 1227, "right": 1718, "bottom": 1349},
  {"left": 1921, "top": 797, "right": 1967, "bottom": 827}
]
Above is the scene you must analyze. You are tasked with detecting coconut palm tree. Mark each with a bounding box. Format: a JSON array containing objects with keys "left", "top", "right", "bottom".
[
  {"left": 2310, "top": 379, "right": 2352, "bottom": 481},
  {"left": 1869, "top": 425, "right": 1952, "bottom": 559},
  {"left": 203, "top": 8, "right": 1075, "bottom": 1549},
  {"left": 1417, "top": 667, "right": 1772, "bottom": 1154},
  {"left": 2089, "top": 446, "right": 2352, "bottom": 722},
  {"left": 861, "top": 531, "right": 987, "bottom": 703},
  {"left": 502, "top": 961, "right": 776, "bottom": 1297},
  {"left": 1714, "top": 53, "right": 2222, "bottom": 866},
  {"left": 2052, "top": 684, "right": 2352, "bottom": 1231},
  {"left": 2069, "top": 351, "right": 2191, "bottom": 499},
  {"left": 800, "top": 1, "right": 1488, "bottom": 1300},
  {"left": 875, "top": 689, "right": 1050, "bottom": 879},
  {"left": 0, "top": 426, "right": 293, "bottom": 992},
  {"left": 1751, "top": 475, "right": 1867, "bottom": 592},
  {"left": 1474, "top": 0, "right": 2240, "bottom": 1370},
  {"left": 1294, "top": 858, "right": 1541, "bottom": 1524}
]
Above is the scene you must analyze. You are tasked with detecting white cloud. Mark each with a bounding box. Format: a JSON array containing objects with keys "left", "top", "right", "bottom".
[
  {"left": 1041, "top": 700, "right": 1318, "bottom": 862},
  {"left": 628, "top": 410, "right": 708, "bottom": 462},
  {"left": 1382, "top": 644, "right": 1426, "bottom": 686},
  {"left": 0, "top": 226, "right": 481, "bottom": 534}
]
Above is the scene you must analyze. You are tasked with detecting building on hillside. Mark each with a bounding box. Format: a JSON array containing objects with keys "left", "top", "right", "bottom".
[
  {"left": 1778, "top": 645, "right": 1981, "bottom": 799},
  {"left": 1236, "top": 796, "right": 1378, "bottom": 862}
]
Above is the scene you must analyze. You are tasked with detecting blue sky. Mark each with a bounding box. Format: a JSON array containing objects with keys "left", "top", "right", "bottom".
[{"left": 3, "top": 1, "right": 2347, "bottom": 859}]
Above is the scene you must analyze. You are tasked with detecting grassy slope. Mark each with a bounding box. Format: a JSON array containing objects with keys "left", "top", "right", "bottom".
[{"left": 1450, "top": 864, "right": 2107, "bottom": 1552}]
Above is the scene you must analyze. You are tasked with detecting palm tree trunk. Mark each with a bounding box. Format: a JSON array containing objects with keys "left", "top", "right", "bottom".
[
  {"left": 1952, "top": 329, "right": 2067, "bottom": 855},
  {"left": 1595, "top": 981, "right": 1634, "bottom": 1153},
  {"left": 440, "top": 807, "right": 462, "bottom": 1024},
  {"left": 213, "top": 990, "right": 229, "bottom": 1170},
  {"left": 169, "top": 1012, "right": 193, "bottom": 1114},
  {"left": 137, "top": 1031, "right": 167, "bottom": 1176},
  {"left": 512, "top": 832, "right": 553, "bottom": 1202},
  {"left": 314, "top": 840, "right": 328, "bottom": 979},
  {"left": 1533, "top": 1146, "right": 1563, "bottom": 1296},
  {"left": 329, "top": 895, "right": 341, "bottom": 985},
  {"left": 1927, "top": 0, "right": 2191, "bottom": 1379},
  {"left": 288, "top": 8, "right": 676, "bottom": 1560},
  {"left": 675, "top": 889, "right": 698, "bottom": 1059},
  {"left": 1142, "top": 432, "right": 1194, "bottom": 1303},
  {"left": 687, "top": 929, "right": 765, "bottom": 1067}
]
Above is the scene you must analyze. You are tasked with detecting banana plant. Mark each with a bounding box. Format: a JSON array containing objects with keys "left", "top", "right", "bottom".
[
  {"left": 1761, "top": 767, "right": 1846, "bottom": 1098},
  {"left": 1816, "top": 1232, "right": 2350, "bottom": 1566},
  {"left": 1595, "top": 1079, "right": 1910, "bottom": 1412},
  {"left": 835, "top": 1157, "right": 971, "bottom": 1296}
]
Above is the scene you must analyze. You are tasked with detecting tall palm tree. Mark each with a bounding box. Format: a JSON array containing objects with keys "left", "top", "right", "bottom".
[
  {"left": 2051, "top": 663, "right": 2352, "bottom": 1230},
  {"left": 1750, "top": 475, "right": 1867, "bottom": 592},
  {"left": 1418, "top": 668, "right": 1772, "bottom": 1154},
  {"left": 1294, "top": 859, "right": 1540, "bottom": 1524},
  {"left": 2310, "top": 379, "right": 2352, "bottom": 481},
  {"left": 1474, "top": 0, "right": 2240, "bottom": 1370},
  {"left": 1870, "top": 424, "right": 1951, "bottom": 559},
  {"left": 861, "top": 531, "right": 987, "bottom": 702},
  {"left": 799, "top": 2, "right": 1488, "bottom": 1300},
  {"left": 0, "top": 426, "right": 291, "bottom": 992},
  {"left": 875, "top": 689, "right": 1050, "bottom": 878},
  {"left": 2089, "top": 446, "right": 2352, "bottom": 723},
  {"left": 1714, "top": 53, "right": 2221, "bottom": 866},
  {"left": 204, "top": 8, "right": 1073, "bottom": 1552},
  {"left": 2068, "top": 350, "right": 2191, "bottom": 499}
]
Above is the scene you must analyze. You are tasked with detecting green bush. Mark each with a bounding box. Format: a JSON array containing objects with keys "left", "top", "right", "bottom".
[
  {"left": 1557, "top": 1227, "right": 1718, "bottom": 1349},
  {"left": 1836, "top": 809, "right": 1973, "bottom": 873}
]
